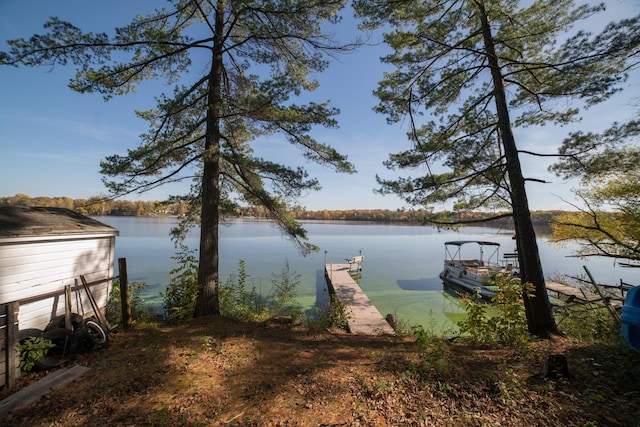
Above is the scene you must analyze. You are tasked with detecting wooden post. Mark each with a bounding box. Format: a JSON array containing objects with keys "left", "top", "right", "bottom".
[
  {"left": 1, "top": 303, "right": 8, "bottom": 388},
  {"left": 64, "top": 285, "right": 72, "bottom": 330},
  {"left": 6, "top": 302, "right": 19, "bottom": 388},
  {"left": 584, "top": 266, "right": 621, "bottom": 325},
  {"left": 118, "top": 258, "right": 132, "bottom": 330}
]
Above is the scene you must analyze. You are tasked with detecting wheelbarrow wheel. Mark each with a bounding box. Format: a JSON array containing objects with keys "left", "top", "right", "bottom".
[{"left": 81, "top": 318, "right": 109, "bottom": 349}]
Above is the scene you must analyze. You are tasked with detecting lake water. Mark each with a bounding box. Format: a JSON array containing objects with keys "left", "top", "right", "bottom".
[{"left": 95, "top": 216, "right": 640, "bottom": 332}]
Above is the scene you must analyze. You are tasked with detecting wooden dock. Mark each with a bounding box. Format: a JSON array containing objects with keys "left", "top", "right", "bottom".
[
  {"left": 325, "top": 263, "right": 395, "bottom": 335},
  {"left": 545, "top": 281, "right": 623, "bottom": 309}
]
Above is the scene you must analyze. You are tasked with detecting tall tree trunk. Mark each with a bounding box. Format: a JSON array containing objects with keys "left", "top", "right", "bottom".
[
  {"left": 477, "top": 1, "right": 558, "bottom": 337},
  {"left": 194, "top": 0, "right": 225, "bottom": 317}
]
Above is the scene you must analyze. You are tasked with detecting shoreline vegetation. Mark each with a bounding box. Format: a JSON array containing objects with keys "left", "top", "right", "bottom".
[{"left": 1, "top": 194, "right": 557, "bottom": 227}]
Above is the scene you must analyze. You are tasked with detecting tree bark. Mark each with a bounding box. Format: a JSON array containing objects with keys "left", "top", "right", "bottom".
[
  {"left": 477, "top": 0, "right": 558, "bottom": 337},
  {"left": 194, "top": 0, "right": 225, "bottom": 317}
]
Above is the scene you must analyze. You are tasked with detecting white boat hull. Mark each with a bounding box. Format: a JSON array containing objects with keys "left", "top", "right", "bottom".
[{"left": 439, "top": 270, "right": 497, "bottom": 301}]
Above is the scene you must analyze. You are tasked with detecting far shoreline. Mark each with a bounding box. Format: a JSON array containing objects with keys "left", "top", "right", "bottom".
[{"left": 1, "top": 193, "right": 570, "bottom": 228}]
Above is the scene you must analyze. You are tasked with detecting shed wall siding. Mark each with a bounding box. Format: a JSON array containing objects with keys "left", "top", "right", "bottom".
[{"left": 0, "top": 235, "right": 115, "bottom": 330}]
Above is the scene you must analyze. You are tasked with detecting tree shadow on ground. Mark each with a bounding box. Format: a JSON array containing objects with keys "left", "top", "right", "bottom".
[{"left": 3, "top": 316, "right": 640, "bottom": 426}]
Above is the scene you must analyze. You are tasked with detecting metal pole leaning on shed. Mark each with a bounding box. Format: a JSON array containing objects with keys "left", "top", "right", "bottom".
[
  {"left": 80, "top": 275, "right": 111, "bottom": 331},
  {"left": 118, "top": 258, "right": 131, "bottom": 330}
]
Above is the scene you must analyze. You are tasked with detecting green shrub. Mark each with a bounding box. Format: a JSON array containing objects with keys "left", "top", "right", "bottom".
[
  {"left": 19, "top": 337, "right": 55, "bottom": 371},
  {"left": 219, "top": 259, "right": 255, "bottom": 320},
  {"left": 550, "top": 275, "right": 622, "bottom": 343},
  {"left": 556, "top": 303, "right": 621, "bottom": 343},
  {"left": 162, "top": 245, "right": 199, "bottom": 323},
  {"left": 220, "top": 259, "right": 303, "bottom": 322},
  {"left": 391, "top": 315, "right": 415, "bottom": 337},
  {"left": 412, "top": 324, "right": 451, "bottom": 378},
  {"left": 325, "top": 295, "right": 349, "bottom": 330},
  {"left": 267, "top": 259, "right": 301, "bottom": 319},
  {"left": 162, "top": 254, "right": 304, "bottom": 323},
  {"left": 457, "top": 274, "right": 532, "bottom": 347},
  {"left": 106, "top": 278, "right": 153, "bottom": 325},
  {"left": 304, "top": 295, "right": 349, "bottom": 332},
  {"left": 457, "top": 290, "right": 493, "bottom": 343}
]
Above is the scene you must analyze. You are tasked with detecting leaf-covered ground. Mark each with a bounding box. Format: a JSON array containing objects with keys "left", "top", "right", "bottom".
[{"left": 1, "top": 316, "right": 639, "bottom": 426}]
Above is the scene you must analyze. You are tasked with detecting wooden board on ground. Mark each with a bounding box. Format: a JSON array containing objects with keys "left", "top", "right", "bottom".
[{"left": 0, "top": 365, "right": 90, "bottom": 416}]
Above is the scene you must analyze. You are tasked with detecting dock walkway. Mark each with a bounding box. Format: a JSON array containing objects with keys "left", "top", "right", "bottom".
[
  {"left": 325, "top": 263, "right": 394, "bottom": 335},
  {"left": 546, "top": 281, "right": 623, "bottom": 309}
]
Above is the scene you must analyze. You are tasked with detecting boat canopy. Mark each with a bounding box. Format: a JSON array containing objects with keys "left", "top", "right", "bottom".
[
  {"left": 443, "top": 240, "right": 503, "bottom": 266},
  {"left": 444, "top": 240, "right": 500, "bottom": 247}
]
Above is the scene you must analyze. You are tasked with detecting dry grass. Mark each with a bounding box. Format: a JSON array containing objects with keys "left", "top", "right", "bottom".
[{"left": 1, "top": 315, "right": 640, "bottom": 426}]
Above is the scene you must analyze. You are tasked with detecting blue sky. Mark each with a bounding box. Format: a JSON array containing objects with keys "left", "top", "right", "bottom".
[{"left": 1, "top": 1, "right": 639, "bottom": 211}]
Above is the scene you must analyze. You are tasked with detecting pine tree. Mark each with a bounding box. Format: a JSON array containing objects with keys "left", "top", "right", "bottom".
[
  {"left": 2, "top": 0, "right": 357, "bottom": 316},
  {"left": 354, "top": 0, "right": 640, "bottom": 337}
]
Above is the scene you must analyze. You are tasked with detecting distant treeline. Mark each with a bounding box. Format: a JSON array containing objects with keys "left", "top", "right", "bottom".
[
  {"left": 287, "top": 208, "right": 558, "bottom": 228},
  {"left": 1, "top": 194, "right": 561, "bottom": 226},
  {"left": 0, "top": 194, "right": 188, "bottom": 217}
]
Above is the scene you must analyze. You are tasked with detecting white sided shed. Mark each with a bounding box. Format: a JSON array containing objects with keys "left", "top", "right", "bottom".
[{"left": 0, "top": 206, "right": 119, "bottom": 331}]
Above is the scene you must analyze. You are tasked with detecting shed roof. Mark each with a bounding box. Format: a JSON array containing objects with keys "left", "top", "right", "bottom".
[{"left": 0, "top": 206, "right": 119, "bottom": 238}]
